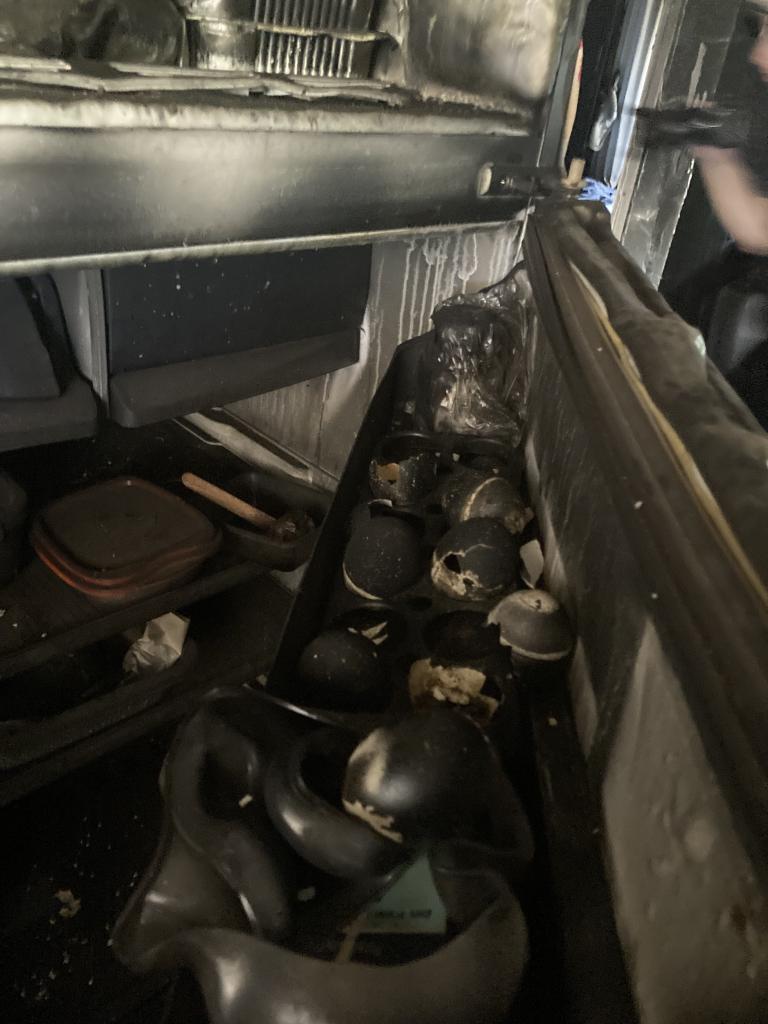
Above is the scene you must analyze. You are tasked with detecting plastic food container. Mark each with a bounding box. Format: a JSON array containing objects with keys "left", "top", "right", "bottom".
[{"left": 30, "top": 477, "right": 220, "bottom": 605}]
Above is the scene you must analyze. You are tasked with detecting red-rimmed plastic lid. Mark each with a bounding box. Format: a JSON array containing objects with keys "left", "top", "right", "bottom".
[{"left": 31, "top": 477, "right": 219, "bottom": 584}]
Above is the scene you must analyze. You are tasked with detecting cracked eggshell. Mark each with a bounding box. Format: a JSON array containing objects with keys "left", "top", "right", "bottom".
[
  {"left": 431, "top": 518, "right": 519, "bottom": 602},
  {"left": 342, "top": 710, "right": 495, "bottom": 846},
  {"left": 408, "top": 658, "right": 500, "bottom": 725},
  {"left": 442, "top": 468, "right": 530, "bottom": 536},
  {"left": 331, "top": 604, "right": 407, "bottom": 654},
  {"left": 487, "top": 590, "right": 573, "bottom": 663},
  {"left": 297, "top": 629, "right": 390, "bottom": 712},
  {"left": 343, "top": 516, "right": 423, "bottom": 601},
  {"left": 368, "top": 447, "right": 438, "bottom": 507}
]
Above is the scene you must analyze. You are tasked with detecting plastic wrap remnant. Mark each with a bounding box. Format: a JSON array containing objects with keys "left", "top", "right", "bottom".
[
  {"left": 123, "top": 612, "right": 189, "bottom": 676},
  {"left": 427, "top": 265, "right": 531, "bottom": 445}
]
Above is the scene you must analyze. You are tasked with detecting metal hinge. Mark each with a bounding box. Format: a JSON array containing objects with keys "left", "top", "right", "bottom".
[{"left": 477, "top": 163, "right": 570, "bottom": 201}]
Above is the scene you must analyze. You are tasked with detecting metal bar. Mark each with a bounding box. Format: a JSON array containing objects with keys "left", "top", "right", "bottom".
[
  {"left": 332, "top": 34, "right": 341, "bottom": 76},
  {"left": 287, "top": 31, "right": 296, "bottom": 75},
  {"left": 255, "top": 27, "right": 266, "bottom": 72},
  {"left": 325, "top": 33, "right": 334, "bottom": 76},
  {"left": 613, "top": 0, "right": 740, "bottom": 283},
  {"left": 280, "top": 29, "right": 288, "bottom": 74},
  {"left": 309, "top": 32, "right": 319, "bottom": 75},
  {"left": 262, "top": 0, "right": 274, "bottom": 71},
  {"left": 0, "top": 221, "right": 513, "bottom": 277},
  {"left": 351, "top": 38, "right": 359, "bottom": 79},
  {"left": 0, "top": 120, "right": 534, "bottom": 272},
  {"left": 292, "top": 33, "right": 301, "bottom": 76}
]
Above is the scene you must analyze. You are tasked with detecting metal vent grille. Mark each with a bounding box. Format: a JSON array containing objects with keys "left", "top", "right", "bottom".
[
  {"left": 254, "top": 0, "right": 378, "bottom": 79},
  {"left": 254, "top": 0, "right": 373, "bottom": 30}
]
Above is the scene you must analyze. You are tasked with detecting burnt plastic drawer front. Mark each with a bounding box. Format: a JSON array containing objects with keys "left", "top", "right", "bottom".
[
  {"left": 108, "top": 329, "right": 359, "bottom": 427},
  {"left": 103, "top": 247, "right": 371, "bottom": 374},
  {"left": 0, "top": 275, "right": 98, "bottom": 453},
  {"left": 0, "top": 380, "right": 97, "bottom": 454}
]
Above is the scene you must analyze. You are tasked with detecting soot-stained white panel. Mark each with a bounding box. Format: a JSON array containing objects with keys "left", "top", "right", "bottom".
[
  {"left": 603, "top": 621, "right": 768, "bottom": 1024},
  {"left": 229, "top": 222, "right": 523, "bottom": 478}
]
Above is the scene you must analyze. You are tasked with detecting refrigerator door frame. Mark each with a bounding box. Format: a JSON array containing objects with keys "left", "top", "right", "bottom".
[{"left": 525, "top": 200, "right": 768, "bottom": 880}]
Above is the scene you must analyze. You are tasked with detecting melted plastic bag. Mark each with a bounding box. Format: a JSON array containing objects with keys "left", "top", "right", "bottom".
[{"left": 426, "top": 266, "right": 531, "bottom": 446}]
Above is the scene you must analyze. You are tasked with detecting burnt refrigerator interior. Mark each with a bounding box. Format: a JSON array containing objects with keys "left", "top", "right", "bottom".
[
  {"left": 2, "top": 2, "right": 768, "bottom": 1024},
  {"left": 2, "top": 200, "right": 768, "bottom": 1024}
]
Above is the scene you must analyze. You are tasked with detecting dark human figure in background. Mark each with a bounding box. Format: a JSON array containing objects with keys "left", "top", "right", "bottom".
[
  {"left": 669, "top": 1, "right": 768, "bottom": 428},
  {"left": 693, "top": 3, "right": 768, "bottom": 252}
]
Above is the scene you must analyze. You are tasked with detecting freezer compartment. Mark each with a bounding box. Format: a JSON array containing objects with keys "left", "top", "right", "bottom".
[{"left": 0, "top": 1, "right": 584, "bottom": 274}]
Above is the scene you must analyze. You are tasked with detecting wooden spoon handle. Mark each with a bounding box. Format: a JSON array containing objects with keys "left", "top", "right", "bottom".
[{"left": 181, "top": 473, "right": 276, "bottom": 530}]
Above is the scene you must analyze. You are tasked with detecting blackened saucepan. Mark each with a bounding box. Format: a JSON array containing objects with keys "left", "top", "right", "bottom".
[{"left": 222, "top": 470, "right": 332, "bottom": 571}]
